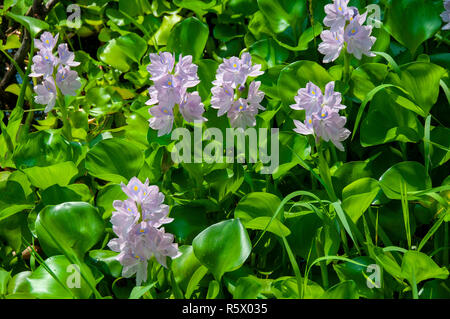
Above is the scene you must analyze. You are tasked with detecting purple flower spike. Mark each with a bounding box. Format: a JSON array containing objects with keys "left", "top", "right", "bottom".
[
  {"left": 442, "top": 0, "right": 450, "bottom": 30},
  {"left": 146, "top": 52, "right": 205, "bottom": 135},
  {"left": 108, "top": 177, "right": 180, "bottom": 286},
  {"left": 291, "top": 81, "right": 351, "bottom": 151},
  {"left": 211, "top": 53, "right": 265, "bottom": 128},
  {"left": 319, "top": 1, "right": 376, "bottom": 63},
  {"left": 29, "top": 33, "right": 82, "bottom": 112},
  {"left": 35, "top": 32, "right": 59, "bottom": 51}
]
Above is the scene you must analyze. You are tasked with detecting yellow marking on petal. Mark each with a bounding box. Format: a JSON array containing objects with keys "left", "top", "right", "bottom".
[
  {"left": 321, "top": 113, "right": 326, "bottom": 117},
  {"left": 233, "top": 63, "right": 237, "bottom": 68},
  {"left": 127, "top": 208, "right": 132, "bottom": 212},
  {"left": 168, "top": 81, "right": 172, "bottom": 86},
  {"left": 239, "top": 105, "right": 244, "bottom": 110},
  {"left": 349, "top": 17, "right": 353, "bottom": 21},
  {"left": 140, "top": 229, "right": 145, "bottom": 233},
  {"left": 163, "top": 109, "right": 168, "bottom": 114},
  {"left": 134, "top": 186, "right": 139, "bottom": 191},
  {"left": 311, "top": 90, "right": 316, "bottom": 95},
  {"left": 143, "top": 192, "right": 146, "bottom": 196},
  {"left": 338, "top": 6, "right": 342, "bottom": 11},
  {"left": 351, "top": 29, "right": 356, "bottom": 34},
  {"left": 45, "top": 40, "right": 49, "bottom": 44},
  {"left": 308, "top": 118, "right": 312, "bottom": 124},
  {"left": 45, "top": 56, "right": 49, "bottom": 60},
  {"left": 62, "top": 75, "right": 65, "bottom": 80},
  {"left": 135, "top": 255, "right": 140, "bottom": 259}
]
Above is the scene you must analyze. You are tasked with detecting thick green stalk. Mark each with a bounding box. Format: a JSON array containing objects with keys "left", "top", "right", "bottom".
[
  {"left": 56, "top": 88, "right": 72, "bottom": 141},
  {"left": 343, "top": 50, "right": 351, "bottom": 84},
  {"left": 317, "top": 143, "right": 337, "bottom": 202}
]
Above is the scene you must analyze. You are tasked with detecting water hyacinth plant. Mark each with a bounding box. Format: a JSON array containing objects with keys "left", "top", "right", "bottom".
[
  {"left": 108, "top": 177, "right": 180, "bottom": 286},
  {"left": 211, "top": 52, "right": 265, "bottom": 128},
  {"left": 146, "top": 52, "right": 206, "bottom": 136},
  {"left": 319, "top": 0, "right": 376, "bottom": 62},
  {"left": 0, "top": 0, "right": 449, "bottom": 302}
]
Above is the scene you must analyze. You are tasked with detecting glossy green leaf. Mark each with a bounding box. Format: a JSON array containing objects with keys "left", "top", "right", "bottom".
[
  {"left": 320, "top": 280, "right": 359, "bottom": 299},
  {"left": 385, "top": 0, "right": 442, "bottom": 55},
  {"left": 342, "top": 178, "right": 380, "bottom": 223},
  {"left": 98, "top": 33, "right": 147, "bottom": 72},
  {"left": 193, "top": 219, "right": 251, "bottom": 281},
  {"left": 167, "top": 17, "right": 209, "bottom": 61},
  {"left": 86, "top": 138, "right": 145, "bottom": 183},
  {"left": 401, "top": 251, "right": 449, "bottom": 285},
  {"left": 23, "top": 161, "right": 78, "bottom": 189},
  {"left": 389, "top": 62, "right": 446, "bottom": 116},
  {"left": 172, "top": 245, "right": 202, "bottom": 292},
  {"left": 379, "top": 162, "right": 432, "bottom": 200},
  {"left": 35, "top": 202, "right": 105, "bottom": 259},
  {"left": 361, "top": 90, "right": 423, "bottom": 146},
  {"left": 13, "top": 255, "right": 96, "bottom": 299},
  {"left": 6, "top": 12, "right": 49, "bottom": 38}
]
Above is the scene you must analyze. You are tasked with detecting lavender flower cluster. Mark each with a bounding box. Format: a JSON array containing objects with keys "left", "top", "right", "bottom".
[
  {"left": 29, "top": 32, "right": 81, "bottom": 112},
  {"left": 442, "top": 0, "right": 450, "bottom": 30},
  {"left": 146, "top": 52, "right": 206, "bottom": 136},
  {"left": 319, "top": 0, "right": 376, "bottom": 63},
  {"left": 211, "top": 53, "right": 265, "bottom": 128},
  {"left": 290, "top": 81, "right": 351, "bottom": 151},
  {"left": 108, "top": 177, "right": 181, "bottom": 286}
]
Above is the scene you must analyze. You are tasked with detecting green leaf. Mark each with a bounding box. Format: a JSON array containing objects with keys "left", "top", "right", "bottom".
[
  {"left": 389, "top": 62, "right": 446, "bottom": 116},
  {"left": 385, "top": 0, "right": 442, "bottom": 55},
  {"left": 98, "top": 33, "right": 147, "bottom": 72},
  {"left": 13, "top": 130, "right": 76, "bottom": 169},
  {"left": 278, "top": 61, "right": 333, "bottom": 108},
  {"left": 196, "top": 59, "right": 219, "bottom": 101},
  {"left": 165, "top": 205, "right": 208, "bottom": 242},
  {"left": 234, "top": 192, "right": 282, "bottom": 221},
  {"left": 95, "top": 184, "right": 128, "bottom": 219},
  {"left": 118, "top": 0, "right": 152, "bottom": 17},
  {"left": 360, "top": 90, "right": 423, "bottom": 146},
  {"left": 0, "top": 180, "right": 33, "bottom": 222},
  {"left": 23, "top": 162, "right": 78, "bottom": 189},
  {"left": 320, "top": 280, "right": 359, "bottom": 299},
  {"left": 86, "top": 138, "right": 145, "bottom": 183},
  {"left": 88, "top": 250, "right": 122, "bottom": 278},
  {"left": 13, "top": 255, "right": 96, "bottom": 299},
  {"left": 0, "top": 268, "right": 11, "bottom": 296},
  {"left": 167, "top": 17, "right": 209, "bottom": 61},
  {"left": 6, "top": 12, "right": 49, "bottom": 38},
  {"left": 249, "top": 38, "right": 290, "bottom": 69},
  {"left": 342, "top": 178, "right": 380, "bottom": 223},
  {"left": 379, "top": 162, "right": 432, "bottom": 200},
  {"left": 35, "top": 202, "right": 105, "bottom": 259},
  {"left": 171, "top": 245, "right": 202, "bottom": 292},
  {"left": 401, "top": 251, "right": 449, "bottom": 285},
  {"left": 257, "top": 0, "right": 306, "bottom": 34},
  {"left": 192, "top": 219, "right": 251, "bottom": 281}
]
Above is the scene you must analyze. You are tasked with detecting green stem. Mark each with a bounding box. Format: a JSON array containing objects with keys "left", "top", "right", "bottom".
[
  {"left": 318, "top": 143, "right": 337, "bottom": 202},
  {"left": 57, "top": 89, "right": 72, "bottom": 141},
  {"left": 343, "top": 50, "right": 351, "bottom": 84}
]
